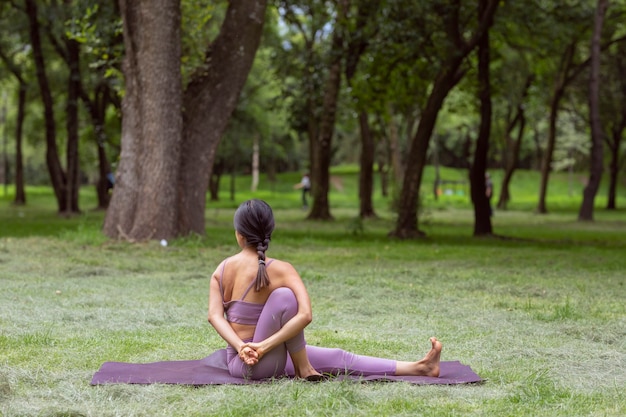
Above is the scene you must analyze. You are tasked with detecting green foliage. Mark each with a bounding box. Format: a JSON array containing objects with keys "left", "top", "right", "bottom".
[{"left": 180, "top": 0, "right": 224, "bottom": 85}]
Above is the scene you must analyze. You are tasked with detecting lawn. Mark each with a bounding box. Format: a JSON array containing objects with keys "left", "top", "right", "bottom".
[{"left": 0, "top": 168, "right": 625, "bottom": 416}]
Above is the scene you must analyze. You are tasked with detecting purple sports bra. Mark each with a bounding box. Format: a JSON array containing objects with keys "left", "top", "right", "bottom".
[{"left": 219, "top": 258, "right": 274, "bottom": 326}]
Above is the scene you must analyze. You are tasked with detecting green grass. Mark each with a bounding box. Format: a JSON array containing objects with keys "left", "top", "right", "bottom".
[{"left": 0, "top": 167, "right": 625, "bottom": 416}]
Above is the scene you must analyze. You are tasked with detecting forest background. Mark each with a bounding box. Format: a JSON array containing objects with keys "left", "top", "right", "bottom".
[{"left": 0, "top": 0, "right": 624, "bottom": 241}]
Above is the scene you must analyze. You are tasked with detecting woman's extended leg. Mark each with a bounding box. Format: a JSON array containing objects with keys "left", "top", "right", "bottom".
[{"left": 284, "top": 337, "right": 442, "bottom": 377}]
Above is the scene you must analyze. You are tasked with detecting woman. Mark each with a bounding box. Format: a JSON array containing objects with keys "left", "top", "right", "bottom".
[{"left": 208, "top": 199, "right": 442, "bottom": 380}]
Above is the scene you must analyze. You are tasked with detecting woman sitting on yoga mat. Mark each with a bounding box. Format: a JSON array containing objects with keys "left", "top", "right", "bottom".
[{"left": 208, "top": 199, "right": 442, "bottom": 380}]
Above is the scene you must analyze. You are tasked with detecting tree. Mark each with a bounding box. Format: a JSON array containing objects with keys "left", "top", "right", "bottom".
[
  {"left": 390, "top": 0, "right": 500, "bottom": 238},
  {"left": 534, "top": 3, "right": 596, "bottom": 214},
  {"left": 344, "top": 0, "right": 380, "bottom": 219},
  {"left": 102, "top": 0, "right": 182, "bottom": 240},
  {"left": 64, "top": 1, "right": 123, "bottom": 210},
  {"left": 496, "top": 74, "right": 533, "bottom": 210},
  {"left": 103, "top": 0, "right": 268, "bottom": 239},
  {"left": 578, "top": 0, "right": 609, "bottom": 221},
  {"left": 604, "top": 39, "right": 626, "bottom": 209},
  {"left": 469, "top": 0, "right": 495, "bottom": 236},
  {"left": 0, "top": 37, "right": 28, "bottom": 205},
  {"left": 177, "top": 0, "right": 268, "bottom": 234},
  {"left": 25, "top": 0, "right": 76, "bottom": 214},
  {"left": 306, "top": 0, "right": 348, "bottom": 220}
]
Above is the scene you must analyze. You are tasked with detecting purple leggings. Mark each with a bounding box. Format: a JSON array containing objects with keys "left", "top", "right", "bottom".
[{"left": 226, "top": 287, "right": 397, "bottom": 379}]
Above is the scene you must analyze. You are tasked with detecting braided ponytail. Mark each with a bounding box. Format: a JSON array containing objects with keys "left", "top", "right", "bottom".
[
  {"left": 255, "top": 238, "right": 270, "bottom": 291},
  {"left": 233, "top": 199, "right": 275, "bottom": 292}
]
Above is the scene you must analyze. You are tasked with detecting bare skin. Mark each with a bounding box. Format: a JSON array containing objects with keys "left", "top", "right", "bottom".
[{"left": 395, "top": 337, "right": 442, "bottom": 377}]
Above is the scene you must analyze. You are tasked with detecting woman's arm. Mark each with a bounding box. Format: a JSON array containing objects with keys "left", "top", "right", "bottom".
[
  {"left": 207, "top": 271, "right": 257, "bottom": 364},
  {"left": 242, "top": 261, "right": 313, "bottom": 359}
]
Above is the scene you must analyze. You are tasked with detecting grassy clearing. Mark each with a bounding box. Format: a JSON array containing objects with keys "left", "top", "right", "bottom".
[{"left": 1, "top": 168, "right": 625, "bottom": 416}]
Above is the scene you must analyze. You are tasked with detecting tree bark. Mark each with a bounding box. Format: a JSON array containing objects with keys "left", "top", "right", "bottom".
[
  {"left": 25, "top": 0, "right": 67, "bottom": 211},
  {"left": 63, "top": 37, "right": 81, "bottom": 215},
  {"left": 14, "top": 83, "right": 26, "bottom": 205},
  {"left": 177, "top": 0, "right": 267, "bottom": 235},
  {"left": 103, "top": 0, "right": 183, "bottom": 240},
  {"left": 470, "top": 0, "right": 493, "bottom": 236},
  {"left": 307, "top": 0, "right": 348, "bottom": 221},
  {"left": 578, "top": 0, "right": 609, "bottom": 221},
  {"left": 358, "top": 111, "right": 376, "bottom": 218},
  {"left": 605, "top": 126, "right": 623, "bottom": 209},
  {"left": 0, "top": 48, "right": 27, "bottom": 205}
]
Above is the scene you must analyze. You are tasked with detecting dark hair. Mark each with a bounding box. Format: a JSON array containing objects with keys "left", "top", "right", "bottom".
[{"left": 233, "top": 199, "right": 275, "bottom": 291}]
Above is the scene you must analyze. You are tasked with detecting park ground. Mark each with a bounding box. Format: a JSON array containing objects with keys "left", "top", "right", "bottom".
[{"left": 0, "top": 167, "right": 625, "bottom": 416}]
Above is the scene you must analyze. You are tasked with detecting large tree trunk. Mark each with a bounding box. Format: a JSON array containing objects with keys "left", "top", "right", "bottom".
[
  {"left": 579, "top": 0, "right": 609, "bottom": 221},
  {"left": 25, "top": 0, "right": 67, "bottom": 211},
  {"left": 358, "top": 111, "right": 376, "bottom": 218},
  {"left": 103, "top": 0, "right": 183, "bottom": 240},
  {"left": 64, "top": 37, "right": 81, "bottom": 215},
  {"left": 470, "top": 0, "right": 493, "bottom": 237},
  {"left": 177, "top": 0, "right": 267, "bottom": 235}
]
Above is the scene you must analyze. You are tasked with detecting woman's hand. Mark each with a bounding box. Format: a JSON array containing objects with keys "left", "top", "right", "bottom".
[
  {"left": 239, "top": 342, "right": 266, "bottom": 366},
  {"left": 238, "top": 345, "right": 260, "bottom": 366}
]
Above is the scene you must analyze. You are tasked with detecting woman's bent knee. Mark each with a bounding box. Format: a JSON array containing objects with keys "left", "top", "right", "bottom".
[{"left": 268, "top": 287, "right": 296, "bottom": 303}]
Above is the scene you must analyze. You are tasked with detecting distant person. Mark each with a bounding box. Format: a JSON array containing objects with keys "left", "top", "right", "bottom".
[
  {"left": 106, "top": 172, "right": 115, "bottom": 191},
  {"left": 293, "top": 172, "right": 311, "bottom": 209},
  {"left": 485, "top": 173, "right": 493, "bottom": 217},
  {"left": 207, "top": 199, "right": 442, "bottom": 380}
]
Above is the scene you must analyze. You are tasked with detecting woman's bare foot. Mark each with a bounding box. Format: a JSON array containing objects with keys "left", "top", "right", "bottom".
[
  {"left": 290, "top": 348, "right": 324, "bottom": 380},
  {"left": 416, "top": 337, "right": 442, "bottom": 377},
  {"left": 294, "top": 366, "right": 324, "bottom": 380},
  {"left": 395, "top": 337, "right": 442, "bottom": 377}
]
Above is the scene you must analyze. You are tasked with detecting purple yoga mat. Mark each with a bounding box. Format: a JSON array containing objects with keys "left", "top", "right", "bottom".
[{"left": 91, "top": 349, "right": 483, "bottom": 386}]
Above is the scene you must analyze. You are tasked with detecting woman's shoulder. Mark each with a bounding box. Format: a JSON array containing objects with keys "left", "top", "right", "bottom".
[
  {"left": 211, "top": 257, "right": 232, "bottom": 277},
  {"left": 267, "top": 258, "right": 298, "bottom": 276}
]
